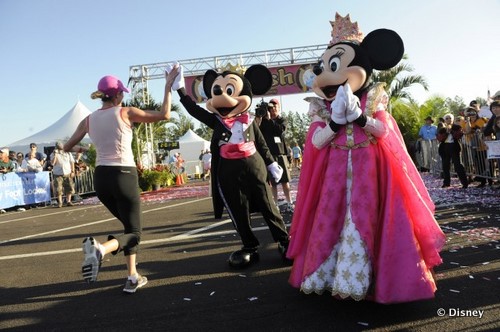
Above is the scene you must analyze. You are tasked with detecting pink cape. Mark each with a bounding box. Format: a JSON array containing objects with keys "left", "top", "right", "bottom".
[{"left": 287, "top": 96, "right": 445, "bottom": 304}]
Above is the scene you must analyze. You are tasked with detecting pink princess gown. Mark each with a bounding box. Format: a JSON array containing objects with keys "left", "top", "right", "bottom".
[{"left": 287, "top": 85, "right": 445, "bottom": 304}]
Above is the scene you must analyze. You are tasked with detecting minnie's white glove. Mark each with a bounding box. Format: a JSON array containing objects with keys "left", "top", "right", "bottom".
[
  {"left": 165, "top": 62, "right": 185, "bottom": 91},
  {"left": 267, "top": 162, "right": 283, "bottom": 183},
  {"left": 330, "top": 85, "right": 347, "bottom": 125},
  {"left": 344, "top": 83, "right": 362, "bottom": 123}
]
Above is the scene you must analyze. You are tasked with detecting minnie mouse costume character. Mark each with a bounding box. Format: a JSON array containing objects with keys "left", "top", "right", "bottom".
[
  {"left": 167, "top": 63, "right": 290, "bottom": 268},
  {"left": 287, "top": 13, "right": 445, "bottom": 303}
]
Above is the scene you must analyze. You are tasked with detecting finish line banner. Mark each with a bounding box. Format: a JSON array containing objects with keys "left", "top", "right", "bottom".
[
  {"left": 184, "top": 64, "right": 315, "bottom": 103},
  {"left": 0, "top": 172, "right": 52, "bottom": 209}
]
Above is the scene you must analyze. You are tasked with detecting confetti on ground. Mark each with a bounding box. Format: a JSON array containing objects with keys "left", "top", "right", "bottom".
[
  {"left": 79, "top": 173, "right": 500, "bottom": 213},
  {"left": 210, "top": 291, "right": 215, "bottom": 296},
  {"left": 357, "top": 322, "right": 369, "bottom": 327},
  {"left": 183, "top": 298, "right": 191, "bottom": 301},
  {"left": 423, "top": 173, "right": 500, "bottom": 208},
  {"left": 195, "top": 282, "right": 202, "bottom": 285},
  {"left": 449, "top": 289, "right": 460, "bottom": 293},
  {"left": 248, "top": 297, "right": 258, "bottom": 301},
  {"left": 239, "top": 274, "right": 247, "bottom": 278}
]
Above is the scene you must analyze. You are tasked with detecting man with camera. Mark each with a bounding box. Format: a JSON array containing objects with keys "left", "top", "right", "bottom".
[{"left": 256, "top": 98, "right": 294, "bottom": 214}]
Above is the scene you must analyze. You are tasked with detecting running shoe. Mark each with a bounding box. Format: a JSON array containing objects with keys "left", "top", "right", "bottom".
[
  {"left": 123, "top": 275, "right": 148, "bottom": 293},
  {"left": 81, "top": 237, "right": 103, "bottom": 283}
]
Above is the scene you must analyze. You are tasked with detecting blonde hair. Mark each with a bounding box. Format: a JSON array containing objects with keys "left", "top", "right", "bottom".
[{"left": 91, "top": 91, "right": 106, "bottom": 99}]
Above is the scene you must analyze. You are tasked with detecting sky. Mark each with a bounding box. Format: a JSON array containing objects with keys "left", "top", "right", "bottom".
[{"left": 1, "top": 0, "right": 499, "bottom": 148}]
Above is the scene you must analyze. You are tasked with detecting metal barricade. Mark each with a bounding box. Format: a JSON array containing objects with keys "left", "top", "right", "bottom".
[
  {"left": 74, "top": 168, "right": 95, "bottom": 195},
  {"left": 49, "top": 168, "right": 96, "bottom": 200},
  {"left": 415, "top": 134, "right": 498, "bottom": 182}
]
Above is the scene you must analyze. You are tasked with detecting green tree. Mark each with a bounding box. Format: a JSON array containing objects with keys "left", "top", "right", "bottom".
[
  {"left": 420, "top": 95, "right": 449, "bottom": 120},
  {"left": 282, "top": 110, "right": 310, "bottom": 148},
  {"left": 390, "top": 99, "right": 421, "bottom": 143},
  {"left": 444, "top": 95, "right": 466, "bottom": 116}
]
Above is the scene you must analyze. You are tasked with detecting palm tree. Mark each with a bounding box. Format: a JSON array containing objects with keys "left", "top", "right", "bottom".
[
  {"left": 123, "top": 89, "right": 179, "bottom": 167},
  {"left": 372, "top": 55, "right": 429, "bottom": 103},
  {"left": 165, "top": 110, "right": 195, "bottom": 141},
  {"left": 371, "top": 55, "right": 431, "bottom": 149},
  {"left": 195, "top": 123, "right": 213, "bottom": 141}
]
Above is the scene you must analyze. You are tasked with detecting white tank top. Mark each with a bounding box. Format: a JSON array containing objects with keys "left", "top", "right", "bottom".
[{"left": 88, "top": 106, "right": 135, "bottom": 167}]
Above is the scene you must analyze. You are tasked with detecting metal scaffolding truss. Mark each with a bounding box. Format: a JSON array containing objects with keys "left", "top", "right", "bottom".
[
  {"left": 128, "top": 44, "right": 327, "bottom": 88},
  {"left": 129, "top": 44, "right": 327, "bottom": 169}
]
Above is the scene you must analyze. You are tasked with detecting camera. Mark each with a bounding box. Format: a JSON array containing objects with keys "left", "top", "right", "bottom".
[{"left": 255, "top": 100, "right": 269, "bottom": 117}]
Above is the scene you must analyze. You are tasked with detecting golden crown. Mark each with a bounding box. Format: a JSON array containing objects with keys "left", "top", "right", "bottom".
[
  {"left": 221, "top": 62, "right": 247, "bottom": 75},
  {"left": 329, "top": 12, "right": 364, "bottom": 46}
]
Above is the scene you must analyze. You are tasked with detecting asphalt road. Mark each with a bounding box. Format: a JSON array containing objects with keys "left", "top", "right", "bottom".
[{"left": 0, "top": 186, "right": 499, "bottom": 332}]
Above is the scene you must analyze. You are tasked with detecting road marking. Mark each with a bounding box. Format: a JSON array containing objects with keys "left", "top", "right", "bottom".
[
  {"left": 0, "top": 197, "right": 211, "bottom": 245},
  {"left": 0, "top": 222, "right": 277, "bottom": 261},
  {"left": 0, "top": 196, "right": 287, "bottom": 261},
  {"left": 0, "top": 197, "right": 212, "bottom": 225},
  {"left": 0, "top": 204, "right": 104, "bottom": 225}
]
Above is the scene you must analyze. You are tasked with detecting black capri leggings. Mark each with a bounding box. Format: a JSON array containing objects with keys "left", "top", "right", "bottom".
[{"left": 94, "top": 166, "right": 142, "bottom": 256}]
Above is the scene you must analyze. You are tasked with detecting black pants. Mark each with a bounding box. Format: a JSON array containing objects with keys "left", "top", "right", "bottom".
[
  {"left": 440, "top": 143, "right": 468, "bottom": 187},
  {"left": 94, "top": 166, "right": 142, "bottom": 256},
  {"left": 217, "top": 154, "right": 289, "bottom": 250}
]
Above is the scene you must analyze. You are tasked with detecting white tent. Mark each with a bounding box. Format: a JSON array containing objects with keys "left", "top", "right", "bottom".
[
  {"left": 168, "top": 129, "right": 210, "bottom": 176},
  {"left": 7, "top": 101, "right": 92, "bottom": 155}
]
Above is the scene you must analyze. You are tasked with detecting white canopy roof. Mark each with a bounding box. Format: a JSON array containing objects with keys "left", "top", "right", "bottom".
[
  {"left": 7, "top": 101, "right": 92, "bottom": 154},
  {"left": 178, "top": 129, "right": 208, "bottom": 142},
  {"left": 168, "top": 129, "right": 210, "bottom": 175}
]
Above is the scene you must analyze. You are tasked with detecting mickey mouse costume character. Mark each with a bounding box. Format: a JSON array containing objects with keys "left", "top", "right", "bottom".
[
  {"left": 166, "top": 63, "right": 290, "bottom": 268},
  {"left": 287, "top": 13, "right": 445, "bottom": 303}
]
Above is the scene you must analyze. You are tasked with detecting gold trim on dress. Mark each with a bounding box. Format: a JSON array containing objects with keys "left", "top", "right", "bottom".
[{"left": 331, "top": 135, "right": 377, "bottom": 150}]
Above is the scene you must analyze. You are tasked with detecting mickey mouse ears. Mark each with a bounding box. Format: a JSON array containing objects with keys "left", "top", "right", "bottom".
[{"left": 361, "top": 29, "right": 404, "bottom": 70}]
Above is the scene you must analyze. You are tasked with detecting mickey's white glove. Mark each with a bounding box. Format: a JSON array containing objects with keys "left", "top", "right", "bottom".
[
  {"left": 344, "top": 83, "right": 362, "bottom": 123},
  {"left": 267, "top": 162, "right": 283, "bottom": 183},
  {"left": 165, "top": 62, "right": 185, "bottom": 91},
  {"left": 330, "top": 85, "right": 347, "bottom": 125}
]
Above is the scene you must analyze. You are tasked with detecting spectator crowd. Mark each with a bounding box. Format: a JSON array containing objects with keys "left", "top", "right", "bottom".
[
  {"left": 0, "top": 142, "right": 90, "bottom": 213},
  {"left": 415, "top": 94, "right": 500, "bottom": 189}
]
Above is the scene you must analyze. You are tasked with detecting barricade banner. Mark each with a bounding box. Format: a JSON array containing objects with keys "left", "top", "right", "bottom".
[
  {"left": 485, "top": 141, "right": 500, "bottom": 159},
  {"left": 0, "top": 172, "right": 51, "bottom": 209}
]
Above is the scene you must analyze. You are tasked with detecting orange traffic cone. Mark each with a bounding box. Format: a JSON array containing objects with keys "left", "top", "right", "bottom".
[{"left": 175, "top": 174, "right": 184, "bottom": 186}]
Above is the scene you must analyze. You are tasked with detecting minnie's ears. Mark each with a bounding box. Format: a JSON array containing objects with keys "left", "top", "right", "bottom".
[
  {"left": 244, "top": 64, "right": 273, "bottom": 95},
  {"left": 361, "top": 29, "right": 404, "bottom": 70}
]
